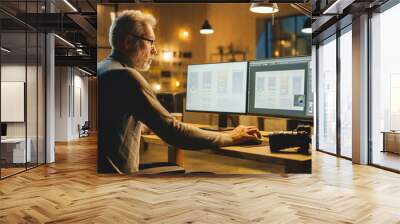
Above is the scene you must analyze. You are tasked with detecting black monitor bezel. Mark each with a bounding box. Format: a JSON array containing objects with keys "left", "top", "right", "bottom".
[
  {"left": 246, "top": 57, "right": 312, "bottom": 119},
  {"left": 185, "top": 61, "right": 249, "bottom": 115}
]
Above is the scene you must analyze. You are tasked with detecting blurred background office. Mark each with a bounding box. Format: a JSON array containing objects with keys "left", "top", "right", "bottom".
[{"left": 97, "top": 3, "right": 312, "bottom": 131}]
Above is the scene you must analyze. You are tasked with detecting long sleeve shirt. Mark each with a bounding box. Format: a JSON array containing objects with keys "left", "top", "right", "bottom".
[{"left": 97, "top": 49, "right": 232, "bottom": 174}]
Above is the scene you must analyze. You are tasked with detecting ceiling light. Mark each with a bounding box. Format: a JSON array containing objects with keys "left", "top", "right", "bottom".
[
  {"left": 179, "top": 29, "right": 189, "bottom": 40},
  {"left": 162, "top": 51, "right": 173, "bottom": 61},
  {"left": 63, "top": 0, "right": 78, "bottom": 12},
  {"left": 1, "top": 47, "right": 11, "bottom": 53},
  {"left": 301, "top": 17, "right": 312, "bottom": 34},
  {"left": 249, "top": 2, "right": 279, "bottom": 14},
  {"left": 54, "top": 34, "right": 75, "bottom": 48},
  {"left": 200, "top": 20, "right": 214, "bottom": 35}
]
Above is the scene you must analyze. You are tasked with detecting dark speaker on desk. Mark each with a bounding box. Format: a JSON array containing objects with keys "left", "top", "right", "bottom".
[
  {"left": 156, "top": 92, "right": 185, "bottom": 113},
  {"left": 268, "top": 125, "right": 311, "bottom": 155},
  {"left": 157, "top": 93, "right": 175, "bottom": 112},
  {"left": 1, "top": 123, "right": 7, "bottom": 138}
]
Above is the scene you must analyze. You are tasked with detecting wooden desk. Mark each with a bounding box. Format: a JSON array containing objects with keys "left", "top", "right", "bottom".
[
  {"left": 1, "top": 138, "right": 32, "bottom": 164},
  {"left": 215, "top": 143, "right": 311, "bottom": 173},
  {"left": 141, "top": 134, "right": 186, "bottom": 167},
  {"left": 382, "top": 131, "right": 400, "bottom": 154},
  {"left": 141, "top": 129, "right": 311, "bottom": 173}
]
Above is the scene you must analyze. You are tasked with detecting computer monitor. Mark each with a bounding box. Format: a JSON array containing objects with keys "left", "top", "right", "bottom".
[
  {"left": 186, "top": 61, "right": 248, "bottom": 129},
  {"left": 247, "top": 57, "right": 312, "bottom": 119},
  {"left": 1, "top": 123, "right": 7, "bottom": 138}
]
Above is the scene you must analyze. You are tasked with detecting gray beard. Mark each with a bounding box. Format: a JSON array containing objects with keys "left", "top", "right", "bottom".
[
  {"left": 136, "top": 61, "right": 151, "bottom": 71},
  {"left": 132, "top": 53, "right": 151, "bottom": 71}
]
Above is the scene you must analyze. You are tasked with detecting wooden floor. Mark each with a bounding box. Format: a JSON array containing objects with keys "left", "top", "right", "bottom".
[
  {"left": 1, "top": 167, "right": 26, "bottom": 178},
  {"left": 1, "top": 163, "right": 45, "bottom": 178},
  {"left": 1, "top": 135, "right": 400, "bottom": 223},
  {"left": 372, "top": 151, "right": 400, "bottom": 171}
]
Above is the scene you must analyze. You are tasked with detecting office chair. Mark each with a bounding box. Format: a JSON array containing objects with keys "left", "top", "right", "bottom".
[{"left": 79, "top": 121, "right": 90, "bottom": 138}]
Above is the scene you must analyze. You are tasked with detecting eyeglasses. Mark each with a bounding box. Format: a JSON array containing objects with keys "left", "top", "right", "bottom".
[{"left": 129, "top": 34, "right": 156, "bottom": 47}]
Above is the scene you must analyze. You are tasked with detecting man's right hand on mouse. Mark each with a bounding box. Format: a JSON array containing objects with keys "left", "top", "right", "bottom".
[{"left": 224, "top": 125, "right": 262, "bottom": 145}]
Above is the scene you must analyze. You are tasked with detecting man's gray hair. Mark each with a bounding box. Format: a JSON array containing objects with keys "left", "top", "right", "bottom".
[{"left": 109, "top": 10, "right": 156, "bottom": 49}]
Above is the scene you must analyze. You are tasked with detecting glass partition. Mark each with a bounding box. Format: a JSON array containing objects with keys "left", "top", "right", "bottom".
[
  {"left": 1, "top": 27, "right": 28, "bottom": 178},
  {"left": 317, "top": 35, "right": 337, "bottom": 155},
  {"left": 0, "top": 0, "right": 46, "bottom": 179},
  {"left": 257, "top": 15, "right": 311, "bottom": 59},
  {"left": 371, "top": 2, "right": 400, "bottom": 171},
  {"left": 339, "top": 26, "right": 352, "bottom": 158}
]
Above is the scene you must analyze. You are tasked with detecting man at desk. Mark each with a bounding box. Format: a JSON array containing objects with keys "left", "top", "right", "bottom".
[{"left": 97, "top": 10, "right": 261, "bottom": 174}]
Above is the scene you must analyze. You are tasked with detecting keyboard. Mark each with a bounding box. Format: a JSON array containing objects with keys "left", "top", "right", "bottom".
[{"left": 238, "top": 138, "right": 264, "bottom": 146}]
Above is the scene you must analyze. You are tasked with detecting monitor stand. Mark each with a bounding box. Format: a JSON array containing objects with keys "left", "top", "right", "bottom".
[{"left": 200, "top": 113, "right": 234, "bottom": 132}]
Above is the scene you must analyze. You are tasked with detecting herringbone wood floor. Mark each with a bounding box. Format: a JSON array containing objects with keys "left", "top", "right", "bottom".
[{"left": 1, "top": 135, "right": 400, "bottom": 223}]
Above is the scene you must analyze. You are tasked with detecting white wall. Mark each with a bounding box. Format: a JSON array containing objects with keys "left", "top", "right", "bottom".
[
  {"left": 1, "top": 65, "right": 36, "bottom": 137},
  {"left": 55, "top": 66, "right": 69, "bottom": 141},
  {"left": 55, "top": 67, "right": 89, "bottom": 141}
]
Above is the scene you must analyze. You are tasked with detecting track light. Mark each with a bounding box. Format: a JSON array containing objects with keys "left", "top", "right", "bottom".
[
  {"left": 322, "top": 0, "right": 343, "bottom": 15},
  {"left": 1, "top": 47, "right": 11, "bottom": 53},
  {"left": 63, "top": 0, "right": 78, "bottom": 12},
  {"left": 78, "top": 67, "right": 93, "bottom": 76},
  {"left": 54, "top": 34, "right": 75, "bottom": 48}
]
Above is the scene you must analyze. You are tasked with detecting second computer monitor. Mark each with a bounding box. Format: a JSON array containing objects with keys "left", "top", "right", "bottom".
[
  {"left": 186, "top": 61, "right": 248, "bottom": 114},
  {"left": 247, "top": 57, "right": 312, "bottom": 118}
]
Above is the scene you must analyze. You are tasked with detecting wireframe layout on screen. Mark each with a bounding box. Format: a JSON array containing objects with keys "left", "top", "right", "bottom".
[
  {"left": 247, "top": 57, "right": 312, "bottom": 118},
  {"left": 186, "top": 61, "right": 248, "bottom": 114},
  {"left": 185, "top": 57, "right": 312, "bottom": 119}
]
